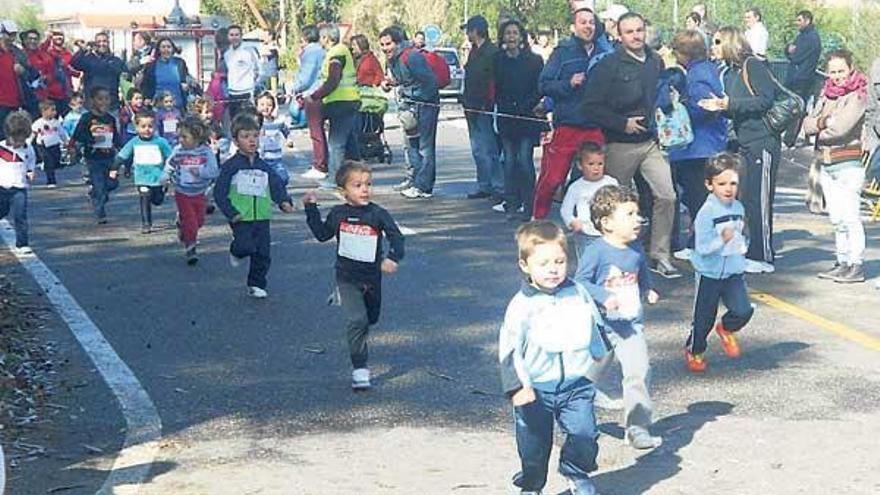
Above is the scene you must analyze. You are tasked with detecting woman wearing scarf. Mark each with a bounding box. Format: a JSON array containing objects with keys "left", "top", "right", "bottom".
[{"left": 802, "top": 49, "right": 868, "bottom": 283}]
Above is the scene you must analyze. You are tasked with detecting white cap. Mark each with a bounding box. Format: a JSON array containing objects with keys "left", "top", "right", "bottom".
[
  {"left": 0, "top": 19, "right": 19, "bottom": 34},
  {"left": 599, "top": 4, "right": 629, "bottom": 22}
]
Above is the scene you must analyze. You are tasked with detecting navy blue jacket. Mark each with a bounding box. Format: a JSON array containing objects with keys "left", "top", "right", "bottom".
[
  {"left": 539, "top": 34, "right": 613, "bottom": 129},
  {"left": 495, "top": 49, "right": 545, "bottom": 139},
  {"left": 786, "top": 25, "right": 821, "bottom": 87},
  {"left": 71, "top": 50, "right": 127, "bottom": 108},
  {"left": 666, "top": 59, "right": 728, "bottom": 161}
]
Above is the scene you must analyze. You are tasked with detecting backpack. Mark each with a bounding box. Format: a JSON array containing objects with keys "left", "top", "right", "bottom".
[{"left": 401, "top": 47, "right": 451, "bottom": 89}]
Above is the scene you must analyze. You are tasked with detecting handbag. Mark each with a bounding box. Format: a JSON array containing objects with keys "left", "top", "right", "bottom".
[
  {"left": 742, "top": 58, "right": 806, "bottom": 135},
  {"left": 656, "top": 88, "right": 694, "bottom": 149}
]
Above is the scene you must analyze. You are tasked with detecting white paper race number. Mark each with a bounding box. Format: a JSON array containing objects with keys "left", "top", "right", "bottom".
[
  {"left": 338, "top": 221, "right": 378, "bottom": 262},
  {"left": 233, "top": 169, "right": 269, "bottom": 197},
  {"left": 133, "top": 144, "right": 162, "bottom": 165}
]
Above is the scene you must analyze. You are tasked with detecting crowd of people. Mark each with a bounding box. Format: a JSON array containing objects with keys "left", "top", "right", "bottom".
[{"left": 1, "top": 4, "right": 879, "bottom": 494}]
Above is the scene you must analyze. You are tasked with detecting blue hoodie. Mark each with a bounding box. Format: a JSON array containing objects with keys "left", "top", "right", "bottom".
[
  {"left": 690, "top": 194, "right": 748, "bottom": 279},
  {"left": 292, "top": 42, "right": 325, "bottom": 95},
  {"left": 667, "top": 59, "right": 728, "bottom": 162}
]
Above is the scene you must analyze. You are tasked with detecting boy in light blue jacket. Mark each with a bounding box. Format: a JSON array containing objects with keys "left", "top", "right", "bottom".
[
  {"left": 498, "top": 220, "right": 610, "bottom": 495},
  {"left": 686, "top": 153, "right": 755, "bottom": 372}
]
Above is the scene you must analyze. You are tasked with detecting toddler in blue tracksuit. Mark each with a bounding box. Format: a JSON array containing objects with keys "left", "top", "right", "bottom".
[
  {"left": 499, "top": 220, "right": 610, "bottom": 495},
  {"left": 686, "top": 152, "right": 754, "bottom": 372}
]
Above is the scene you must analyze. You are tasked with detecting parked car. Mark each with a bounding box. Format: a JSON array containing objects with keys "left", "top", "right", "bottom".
[{"left": 431, "top": 47, "right": 464, "bottom": 99}]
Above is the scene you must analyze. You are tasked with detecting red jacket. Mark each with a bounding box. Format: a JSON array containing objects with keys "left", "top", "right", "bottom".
[
  {"left": 356, "top": 51, "right": 384, "bottom": 87},
  {"left": 40, "top": 40, "right": 77, "bottom": 100},
  {"left": 25, "top": 47, "right": 58, "bottom": 101}
]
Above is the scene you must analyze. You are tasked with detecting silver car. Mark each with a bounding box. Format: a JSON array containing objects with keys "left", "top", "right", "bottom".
[{"left": 431, "top": 47, "right": 464, "bottom": 99}]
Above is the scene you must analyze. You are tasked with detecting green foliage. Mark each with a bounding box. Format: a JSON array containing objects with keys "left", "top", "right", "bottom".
[{"left": 12, "top": 3, "right": 46, "bottom": 33}]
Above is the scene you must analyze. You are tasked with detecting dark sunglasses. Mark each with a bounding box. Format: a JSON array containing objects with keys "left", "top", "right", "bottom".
[{"left": 713, "top": 38, "right": 722, "bottom": 45}]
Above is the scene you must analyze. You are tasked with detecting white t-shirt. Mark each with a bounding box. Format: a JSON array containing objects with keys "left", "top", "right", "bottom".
[
  {"left": 560, "top": 175, "right": 619, "bottom": 236},
  {"left": 745, "top": 22, "right": 769, "bottom": 58},
  {"left": 0, "top": 140, "right": 37, "bottom": 189}
]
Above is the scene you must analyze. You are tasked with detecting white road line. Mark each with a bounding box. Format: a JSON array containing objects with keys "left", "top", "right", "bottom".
[{"left": 0, "top": 221, "right": 161, "bottom": 495}]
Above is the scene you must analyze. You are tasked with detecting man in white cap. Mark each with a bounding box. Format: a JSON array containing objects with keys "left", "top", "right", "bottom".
[{"left": 599, "top": 4, "right": 629, "bottom": 45}]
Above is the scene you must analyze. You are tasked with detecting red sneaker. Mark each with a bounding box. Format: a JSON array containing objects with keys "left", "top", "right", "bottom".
[
  {"left": 685, "top": 350, "right": 707, "bottom": 373},
  {"left": 715, "top": 323, "right": 741, "bottom": 358}
]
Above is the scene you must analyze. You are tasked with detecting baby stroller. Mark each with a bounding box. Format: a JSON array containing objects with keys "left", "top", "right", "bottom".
[{"left": 357, "top": 86, "right": 392, "bottom": 164}]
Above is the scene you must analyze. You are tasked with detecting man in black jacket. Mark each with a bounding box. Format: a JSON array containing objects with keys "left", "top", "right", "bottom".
[
  {"left": 786, "top": 10, "right": 822, "bottom": 105},
  {"left": 582, "top": 12, "right": 680, "bottom": 278}
]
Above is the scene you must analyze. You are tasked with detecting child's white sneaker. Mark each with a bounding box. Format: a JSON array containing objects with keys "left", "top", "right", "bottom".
[
  {"left": 229, "top": 253, "right": 243, "bottom": 268},
  {"left": 626, "top": 429, "right": 662, "bottom": 450},
  {"left": 352, "top": 368, "right": 371, "bottom": 391},
  {"left": 14, "top": 246, "right": 33, "bottom": 255},
  {"left": 247, "top": 286, "right": 268, "bottom": 299}
]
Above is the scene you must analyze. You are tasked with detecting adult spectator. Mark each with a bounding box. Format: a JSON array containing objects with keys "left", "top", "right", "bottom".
[
  {"left": 495, "top": 19, "right": 544, "bottom": 222},
  {"left": 743, "top": 8, "right": 769, "bottom": 59},
  {"left": 699, "top": 27, "right": 781, "bottom": 273},
  {"left": 582, "top": 12, "right": 680, "bottom": 278},
  {"left": 865, "top": 57, "right": 880, "bottom": 153},
  {"left": 786, "top": 10, "right": 822, "bottom": 106},
  {"left": 684, "top": 12, "right": 709, "bottom": 49},
  {"left": 413, "top": 31, "right": 426, "bottom": 49},
  {"left": 531, "top": 31, "right": 553, "bottom": 62},
  {"left": 306, "top": 24, "right": 360, "bottom": 190},
  {"left": 533, "top": 7, "right": 612, "bottom": 220},
  {"left": 802, "top": 49, "right": 868, "bottom": 283},
  {"left": 223, "top": 25, "right": 261, "bottom": 120},
  {"left": 41, "top": 30, "right": 78, "bottom": 114},
  {"left": 691, "top": 3, "right": 718, "bottom": 36},
  {"left": 292, "top": 25, "right": 327, "bottom": 180},
  {"left": 0, "top": 21, "right": 32, "bottom": 139},
  {"left": 127, "top": 31, "right": 155, "bottom": 88},
  {"left": 258, "top": 35, "right": 280, "bottom": 93},
  {"left": 20, "top": 30, "right": 56, "bottom": 104},
  {"left": 140, "top": 37, "right": 191, "bottom": 110},
  {"left": 462, "top": 15, "right": 503, "bottom": 203},
  {"left": 378, "top": 25, "right": 439, "bottom": 199},
  {"left": 351, "top": 35, "right": 383, "bottom": 87},
  {"left": 70, "top": 32, "right": 126, "bottom": 110},
  {"left": 667, "top": 29, "right": 727, "bottom": 258},
  {"left": 599, "top": 4, "right": 629, "bottom": 45}
]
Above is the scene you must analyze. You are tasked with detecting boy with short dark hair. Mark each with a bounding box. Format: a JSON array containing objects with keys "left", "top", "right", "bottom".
[
  {"left": 214, "top": 114, "right": 295, "bottom": 299},
  {"left": 71, "top": 85, "right": 121, "bottom": 223},
  {"left": 499, "top": 220, "right": 609, "bottom": 495},
  {"left": 574, "top": 185, "right": 662, "bottom": 450}
]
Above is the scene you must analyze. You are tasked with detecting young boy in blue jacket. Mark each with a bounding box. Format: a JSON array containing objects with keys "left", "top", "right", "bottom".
[
  {"left": 499, "top": 220, "right": 610, "bottom": 495},
  {"left": 685, "top": 153, "right": 754, "bottom": 372},
  {"left": 214, "top": 114, "right": 295, "bottom": 299}
]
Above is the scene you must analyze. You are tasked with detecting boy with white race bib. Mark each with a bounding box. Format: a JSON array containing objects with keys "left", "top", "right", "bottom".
[
  {"left": 214, "top": 114, "right": 295, "bottom": 299},
  {"left": 303, "top": 161, "right": 404, "bottom": 391},
  {"left": 115, "top": 110, "right": 173, "bottom": 234},
  {"left": 31, "top": 101, "right": 69, "bottom": 188},
  {"left": 71, "top": 86, "right": 121, "bottom": 224}
]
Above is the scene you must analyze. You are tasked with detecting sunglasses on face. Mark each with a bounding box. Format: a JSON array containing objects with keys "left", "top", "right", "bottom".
[{"left": 713, "top": 39, "right": 722, "bottom": 45}]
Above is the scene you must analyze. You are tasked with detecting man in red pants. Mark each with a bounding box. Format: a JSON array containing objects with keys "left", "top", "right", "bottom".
[{"left": 533, "top": 7, "right": 613, "bottom": 219}]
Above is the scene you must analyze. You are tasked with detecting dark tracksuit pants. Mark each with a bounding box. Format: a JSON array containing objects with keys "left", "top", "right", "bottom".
[
  {"left": 672, "top": 158, "right": 711, "bottom": 250},
  {"left": 87, "top": 156, "right": 117, "bottom": 220},
  {"left": 513, "top": 378, "right": 599, "bottom": 494},
  {"left": 337, "top": 275, "right": 381, "bottom": 369},
  {"left": 0, "top": 187, "right": 28, "bottom": 247},
  {"left": 738, "top": 136, "right": 781, "bottom": 263},
  {"left": 36, "top": 144, "right": 62, "bottom": 185},
  {"left": 230, "top": 220, "right": 271, "bottom": 289},
  {"left": 687, "top": 273, "right": 754, "bottom": 355},
  {"left": 138, "top": 186, "right": 166, "bottom": 227}
]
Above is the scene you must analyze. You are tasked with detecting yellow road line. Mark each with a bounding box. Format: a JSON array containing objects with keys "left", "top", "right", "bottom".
[{"left": 751, "top": 291, "right": 880, "bottom": 352}]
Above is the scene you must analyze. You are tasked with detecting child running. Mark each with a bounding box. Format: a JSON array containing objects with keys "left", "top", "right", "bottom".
[
  {"left": 498, "top": 220, "right": 609, "bottom": 495},
  {"left": 115, "top": 110, "right": 173, "bottom": 234},
  {"left": 256, "top": 91, "right": 290, "bottom": 185},
  {"left": 161, "top": 116, "right": 219, "bottom": 265},
  {"left": 71, "top": 86, "right": 121, "bottom": 224},
  {"left": 156, "top": 91, "right": 182, "bottom": 147},
  {"left": 0, "top": 112, "right": 38, "bottom": 254},
  {"left": 214, "top": 114, "right": 295, "bottom": 299},
  {"left": 62, "top": 92, "right": 86, "bottom": 180},
  {"left": 574, "top": 185, "right": 662, "bottom": 450},
  {"left": 685, "top": 152, "right": 754, "bottom": 372},
  {"left": 119, "top": 87, "right": 146, "bottom": 145},
  {"left": 303, "top": 161, "right": 404, "bottom": 391},
  {"left": 31, "top": 100, "right": 68, "bottom": 188},
  {"left": 560, "top": 141, "right": 619, "bottom": 257}
]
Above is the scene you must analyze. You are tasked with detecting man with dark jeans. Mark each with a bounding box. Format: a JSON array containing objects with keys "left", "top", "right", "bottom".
[
  {"left": 379, "top": 26, "right": 439, "bottom": 199},
  {"left": 462, "top": 15, "right": 503, "bottom": 203},
  {"left": 223, "top": 25, "right": 261, "bottom": 121},
  {"left": 786, "top": 10, "right": 821, "bottom": 105}
]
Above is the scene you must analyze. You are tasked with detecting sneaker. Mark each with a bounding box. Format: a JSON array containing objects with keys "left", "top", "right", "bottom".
[
  {"left": 673, "top": 248, "right": 693, "bottom": 261},
  {"left": 185, "top": 245, "right": 198, "bottom": 266},
  {"left": 247, "top": 286, "right": 268, "bottom": 299},
  {"left": 229, "top": 253, "right": 243, "bottom": 268},
  {"left": 685, "top": 349, "right": 707, "bottom": 372},
  {"left": 491, "top": 201, "right": 507, "bottom": 213},
  {"left": 834, "top": 263, "right": 865, "bottom": 284},
  {"left": 520, "top": 491, "right": 542, "bottom": 495},
  {"left": 626, "top": 429, "right": 662, "bottom": 450},
  {"left": 466, "top": 190, "right": 491, "bottom": 199},
  {"left": 392, "top": 179, "right": 413, "bottom": 191},
  {"left": 14, "top": 246, "right": 33, "bottom": 255},
  {"left": 745, "top": 259, "right": 775, "bottom": 273},
  {"left": 141, "top": 225, "right": 152, "bottom": 234},
  {"left": 300, "top": 167, "right": 327, "bottom": 180},
  {"left": 352, "top": 368, "right": 371, "bottom": 391},
  {"left": 817, "top": 263, "right": 847, "bottom": 280},
  {"left": 46, "top": 183, "right": 57, "bottom": 189},
  {"left": 651, "top": 259, "right": 682, "bottom": 279},
  {"left": 567, "top": 477, "right": 597, "bottom": 495},
  {"left": 400, "top": 186, "right": 432, "bottom": 199},
  {"left": 715, "top": 322, "right": 741, "bottom": 358}
]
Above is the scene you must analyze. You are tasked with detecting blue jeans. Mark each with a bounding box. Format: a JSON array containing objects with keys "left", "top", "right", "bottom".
[
  {"left": 465, "top": 111, "right": 503, "bottom": 196},
  {"left": 405, "top": 103, "right": 439, "bottom": 193},
  {"left": 687, "top": 273, "right": 754, "bottom": 355},
  {"left": 0, "top": 187, "right": 28, "bottom": 247},
  {"left": 513, "top": 378, "right": 598, "bottom": 494},
  {"left": 87, "top": 157, "right": 116, "bottom": 220},
  {"left": 501, "top": 135, "right": 536, "bottom": 216},
  {"left": 322, "top": 106, "right": 359, "bottom": 187}
]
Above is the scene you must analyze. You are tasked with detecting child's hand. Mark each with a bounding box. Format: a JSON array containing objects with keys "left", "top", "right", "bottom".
[
  {"left": 647, "top": 290, "right": 660, "bottom": 305},
  {"left": 569, "top": 219, "right": 584, "bottom": 233},
  {"left": 512, "top": 386, "right": 536, "bottom": 407},
  {"left": 280, "top": 201, "right": 295, "bottom": 213},
  {"left": 721, "top": 227, "right": 734, "bottom": 243},
  {"left": 302, "top": 191, "right": 317, "bottom": 205},
  {"left": 603, "top": 296, "right": 620, "bottom": 311},
  {"left": 230, "top": 214, "right": 242, "bottom": 223},
  {"left": 108, "top": 170, "right": 118, "bottom": 179},
  {"left": 381, "top": 259, "right": 398, "bottom": 274}
]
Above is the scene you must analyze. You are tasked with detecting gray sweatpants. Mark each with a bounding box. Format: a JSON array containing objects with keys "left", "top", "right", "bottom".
[{"left": 595, "top": 323, "right": 653, "bottom": 434}]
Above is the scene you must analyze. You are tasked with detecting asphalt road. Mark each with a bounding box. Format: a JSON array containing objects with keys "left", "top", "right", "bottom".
[{"left": 6, "top": 113, "right": 880, "bottom": 494}]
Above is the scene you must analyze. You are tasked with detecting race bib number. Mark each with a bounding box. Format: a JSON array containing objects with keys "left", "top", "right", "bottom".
[
  {"left": 604, "top": 265, "right": 641, "bottom": 321},
  {"left": 337, "top": 221, "right": 378, "bottom": 263},
  {"left": 717, "top": 220, "right": 747, "bottom": 256},
  {"left": 133, "top": 144, "right": 162, "bottom": 165},
  {"left": 93, "top": 131, "right": 113, "bottom": 149},
  {"left": 234, "top": 169, "right": 269, "bottom": 197},
  {"left": 164, "top": 118, "right": 178, "bottom": 134}
]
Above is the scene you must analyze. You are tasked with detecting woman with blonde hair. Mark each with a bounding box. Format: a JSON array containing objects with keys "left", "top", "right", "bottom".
[
  {"left": 699, "top": 26, "right": 780, "bottom": 274},
  {"left": 802, "top": 50, "right": 868, "bottom": 283}
]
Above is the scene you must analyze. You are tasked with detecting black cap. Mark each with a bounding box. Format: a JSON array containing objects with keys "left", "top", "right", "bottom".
[{"left": 461, "top": 15, "right": 489, "bottom": 33}]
